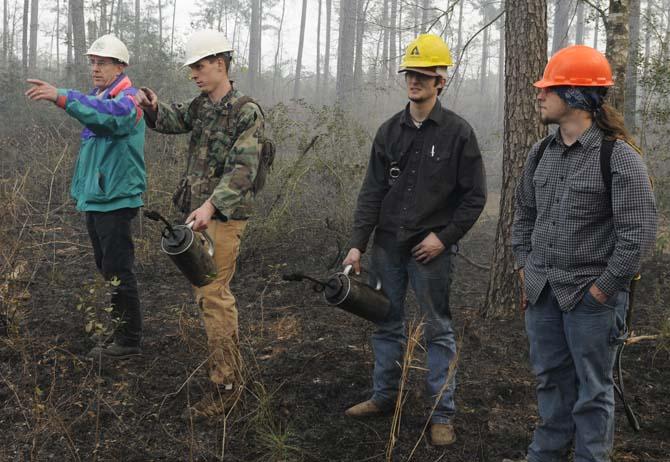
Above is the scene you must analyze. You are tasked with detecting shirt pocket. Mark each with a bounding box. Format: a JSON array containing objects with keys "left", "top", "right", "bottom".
[
  {"left": 424, "top": 145, "right": 454, "bottom": 192},
  {"left": 567, "top": 180, "right": 609, "bottom": 219}
]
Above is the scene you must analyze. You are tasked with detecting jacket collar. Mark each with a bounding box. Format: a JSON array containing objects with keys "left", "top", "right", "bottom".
[
  {"left": 400, "top": 99, "right": 448, "bottom": 128},
  {"left": 89, "top": 73, "right": 132, "bottom": 98}
]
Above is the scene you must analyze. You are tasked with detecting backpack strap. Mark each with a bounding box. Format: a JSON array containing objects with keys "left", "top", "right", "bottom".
[
  {"left": 226, "top": 95, "right": 263, "bottom": 133},
  {"left": 600, "top": 139, "right": 616, "bottom": 193},
  {"left": 534, "top": 134, "right": 554, "bottom": 170}
]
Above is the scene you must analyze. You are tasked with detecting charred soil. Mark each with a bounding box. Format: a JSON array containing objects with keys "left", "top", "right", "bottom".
[{"left": 1, "top": 216, "right": 668, "bottom": 462}]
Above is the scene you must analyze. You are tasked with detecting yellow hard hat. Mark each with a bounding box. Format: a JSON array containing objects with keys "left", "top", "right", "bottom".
[{"left": 399, "top": 34, "right": 453, "bottom": 73}]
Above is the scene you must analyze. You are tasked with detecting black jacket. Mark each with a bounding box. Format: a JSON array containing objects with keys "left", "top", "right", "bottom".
[{"left": 349, "top": 100, "right": 487, "bottom": 251}]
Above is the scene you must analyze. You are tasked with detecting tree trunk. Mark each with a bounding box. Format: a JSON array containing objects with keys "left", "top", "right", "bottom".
[
  {"left": 316, "top": 0, "right": 322, "bottom": 99},
  {"left": 108, "top": 0, "right": 114, "bottom": 34},
  {"left": 551, "top": 0, "right": 573, "bottom": 54},
  {"left": 398, "top": 0, "right": 403, "bottom": 63},
  {"left": 455, "top": 0, "right": 464, "bottom": 75},
  {"left": 336, "top": 0, "right": 356, "bottom": 106},
  {"left": 100, "top": 0, "right": 107, "bottom": 36},
  {"left": 22, "top": 0, "right": 28, "bottom": 72},
  {"left": 643, "top": 0, "right": 652, "bottom": 72},
  {"left": 497, "top": 2, "right": 505, "bottom": 122},
  {"left": 2, "top": 0, "right": 8, "bottom": 64},
  {"left": 56, "top": 0, "right": 60, "bottom": 72},
  {"left": 593, "top": 9, "right": 599, "bottom": 48},
  {"left": 248, "top": 0, "right": 261, "bottom": 94},
  {"left": 115, "top": 0, "right": 122, "bottom": 37},
  {"left": 70, "top": 0, "right": 86, "bottom": 84},
  {"left": 388, "top": 0, "right": 397, "bottom": 78},
  {"left": 480, "top": 3, "right": 493, "bottom": 95},
  {"left": 28, "top": 0, "right": 37, "bottom": 69},
  {"left": 134, "top": 0, "right": 140, "bottom": 61},
  {"left": 232, "top": 9, "right": 238, "bottom": 52},
  {"left": 292, "top": 0, "right": 308, "bottom": 99},
  {"left": 381, "top": 0, "right": 388, "bottom": 77},
  {"left": 170, "top": 0, "right": 176, "bottom": 57},
  {"left": 483, "top": 0, "right": 548, "bottom": 318},
  {"left": 413, "top": 0, "right": 419, "bottom": 35},
  {"left": 623, "top": 0, "right": 640, "bottom": 133},
  {"left": 575, "top": 0, "right": 585, "bottom": 44},
  {"left": 67, "top": 0, "right": 73, "bottom": 77},
  {"left": 421, "top": 0, "right": 430, "bottom": 31},
  {"left": 273, "top": 0, "right": 286, "bottom": 99},
  {"left": 354, "top": 0, "right": 367, "bottom": 88},
  {"left": 324, "top": 0, "right": 332, "bottom": 92},
  {"left": 605, "top": 0, "right": 630, "bottom": 111},
  {"left": 157, "top": 0, "right": 162, "bottom": 47},
  {"left": 87, "top": 19, "right": 97, "bottom": 46}
]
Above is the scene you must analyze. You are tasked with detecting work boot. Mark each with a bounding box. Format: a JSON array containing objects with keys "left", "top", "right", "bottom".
[
  {"left": 87, "top": 341, "right": 141, "bottom": 359},
  {"left": 430, "top": 423, "right": 456, "bottom": 446},
  {"left": 345, "top": 399, "right": 386, "bottom": 417},
  {"left": 182, "top": 384, "right": 238, "bottom": 421}
]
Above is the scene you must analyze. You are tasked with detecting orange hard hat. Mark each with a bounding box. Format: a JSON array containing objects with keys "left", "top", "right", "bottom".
[{"left": 534, "top": 45, "right": 614, "bottom": 88}]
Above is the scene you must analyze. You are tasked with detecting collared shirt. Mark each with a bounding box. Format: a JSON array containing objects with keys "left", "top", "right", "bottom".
[
  {"left": 349, "top": 100, "right": 487, "bottom": 251},
  {"left": 512, "top": 124, "right": 657, "bottom": 311}
]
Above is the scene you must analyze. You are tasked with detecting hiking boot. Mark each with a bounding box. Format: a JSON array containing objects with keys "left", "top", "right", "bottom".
[
  {"left": 87, "top": 341, "right": 141, "bottom": 359},
  {"left": 345, "top": 399, "right": 386, "bottom": 418},
  {"left": 182, "top": 384, "right": 237, "bottom": 421},
  {"left": 430, "top": 423, "right": 456, "bottom": 446},
  {"left": 502, "top": 458, "right": 528, "bottom": 462}
]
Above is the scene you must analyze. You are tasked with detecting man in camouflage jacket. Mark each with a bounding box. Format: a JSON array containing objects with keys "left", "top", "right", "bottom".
[{"left": 136, "top": 30, "right": 263, "bottom": 418}]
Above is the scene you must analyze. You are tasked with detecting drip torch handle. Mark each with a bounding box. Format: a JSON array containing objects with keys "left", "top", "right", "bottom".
[
  {"left": 186, "top": 221, "right": 215, "bottom": 257},
  {"left": 342, "top": 265, "right": 382, "bottom": 291}
]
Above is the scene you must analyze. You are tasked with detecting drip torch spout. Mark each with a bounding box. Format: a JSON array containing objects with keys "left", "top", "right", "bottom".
[
  {"left": 282, "top": 272, "right": 336, "bottom": 293},
  {"left": 143, "top": 209, "right": 177, "bottom": 238}
]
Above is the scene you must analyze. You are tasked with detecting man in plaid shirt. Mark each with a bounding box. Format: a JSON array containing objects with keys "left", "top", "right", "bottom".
[{"left": 511, "top": 46, "right": 657, "bottom": 462}]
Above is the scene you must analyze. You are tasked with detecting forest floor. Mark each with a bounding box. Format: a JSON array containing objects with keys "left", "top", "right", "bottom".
[{"left": 1, "top": 210, "right": 669, "bottom": 462}]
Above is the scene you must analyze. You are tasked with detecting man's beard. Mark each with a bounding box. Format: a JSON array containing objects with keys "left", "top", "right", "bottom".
[
  {"left": 540, "top": 113, "right": 558, "bottom": 125},
  {"left": 409, "top": 94, "right": 429, "bottom": 103}
]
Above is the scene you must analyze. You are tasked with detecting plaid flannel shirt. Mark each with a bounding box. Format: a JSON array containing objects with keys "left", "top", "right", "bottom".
[{"left": 512, "top": 124, "right": 657, "bottom": 311}]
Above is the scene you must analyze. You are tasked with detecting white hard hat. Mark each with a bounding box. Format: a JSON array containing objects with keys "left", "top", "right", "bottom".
[
  {"left": 183, "top": 29, "right": 234, "bottom": 67},
  {"left": 86, "top": 34, "right": 130, "bottom": 64}
]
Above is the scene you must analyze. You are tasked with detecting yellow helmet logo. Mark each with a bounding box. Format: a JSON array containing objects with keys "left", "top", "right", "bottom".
[{"left": 399, "top": 34, "right": 453, "bottom": 70}]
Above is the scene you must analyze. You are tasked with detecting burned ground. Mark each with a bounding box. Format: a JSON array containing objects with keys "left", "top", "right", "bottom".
[{"left": 1, "top": 208, "right": 668, "bottom": 462}]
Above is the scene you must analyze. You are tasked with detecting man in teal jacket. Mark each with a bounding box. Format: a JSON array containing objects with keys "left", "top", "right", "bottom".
[{"left": 26, "top": 34, "right": 146, "bottom": 358}]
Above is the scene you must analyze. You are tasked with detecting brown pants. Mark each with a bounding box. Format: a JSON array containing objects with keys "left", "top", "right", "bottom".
[{"left": 193, "top": 218, "right": 247, "bottom": 385}]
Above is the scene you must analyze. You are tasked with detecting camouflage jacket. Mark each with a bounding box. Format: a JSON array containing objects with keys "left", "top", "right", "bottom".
[{"left": 150, "top": 88, "right": 263, "bottom": 220}]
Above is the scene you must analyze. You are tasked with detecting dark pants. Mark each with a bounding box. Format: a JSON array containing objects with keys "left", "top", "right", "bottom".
[{"left": 85, "top": 208, "right": 142, "bottom": 347}]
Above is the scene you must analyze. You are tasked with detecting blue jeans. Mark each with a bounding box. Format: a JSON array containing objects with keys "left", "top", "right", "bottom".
[
  {"left": 368, "top": 243, "right": 456, "bottom": 424},
  {"left": 525, "top": 284, "right": 629, "bottom": 462}
]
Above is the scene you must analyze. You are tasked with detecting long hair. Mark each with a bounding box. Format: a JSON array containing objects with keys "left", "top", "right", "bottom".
[{"left": 593, "top": 90, "right": 642, "bottom": 154}]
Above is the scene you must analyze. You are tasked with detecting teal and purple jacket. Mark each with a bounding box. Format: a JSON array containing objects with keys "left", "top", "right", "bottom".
[{"left": 56, "top": 73, "right": 146, "bottom": 212}]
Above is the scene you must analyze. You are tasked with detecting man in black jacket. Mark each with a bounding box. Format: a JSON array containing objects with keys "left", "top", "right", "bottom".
[{"left": 342, "top": 34, "right": 486, "bottom": 446}]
